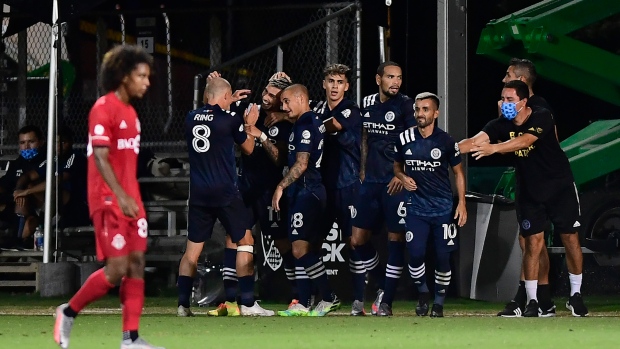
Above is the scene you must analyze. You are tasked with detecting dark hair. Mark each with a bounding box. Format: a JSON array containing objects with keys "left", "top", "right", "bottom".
[
  {"left": 415, "top": 92, "right": 440, "bottom": 109},
  {"left": 376, "top": 61, "right": 401, "bottom": 76},
  {"left": 267, "top": 77, "right": 293, "bottom": 91},
  {"left": 100, "top": 45, "right": 154, "bottom": 92},
  {"left": 508, "top": 58, "right": 537, "bottom": 85},
  {"left": 18, "top": 125, "right": 43, "bottom": 141},
  {"left": 323, "top": 63, "right": 351, "bottom": 81},
  {"left": 58, "top": 126, "right": 74, "bottom": 144},
  {"left": 504, "top": 80, "right": 530, "bottom": 100}
]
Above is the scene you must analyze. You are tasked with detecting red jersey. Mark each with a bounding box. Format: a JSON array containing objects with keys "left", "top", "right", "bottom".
[{"left": 87, "top": 92, "right": 144, "bottom": 218}]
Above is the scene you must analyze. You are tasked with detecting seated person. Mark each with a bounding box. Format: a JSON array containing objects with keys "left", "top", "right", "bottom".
[{"left": 0, "top": 125, "right": 46, "bottom": 247}]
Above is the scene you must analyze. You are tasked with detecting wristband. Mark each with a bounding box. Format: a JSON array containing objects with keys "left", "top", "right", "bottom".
[{"left": 259, "top": 132, "right": 268, "bottom": 142}]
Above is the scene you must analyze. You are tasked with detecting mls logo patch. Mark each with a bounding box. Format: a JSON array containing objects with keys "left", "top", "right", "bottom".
[
  {"left": 268, "top": 126, "right": 279, "bottom": 137},
  {"left": 261, "top": 231, "right": 283, "bottom": 271},
  {"left": 341, "top": 109, "right": 351, "bottom": 118},
  {"left": 431, "top": 148, "right": 442, "bottom": 159},
  {"left": 385, "top": 111, "right": 395, "bottom": 122},
  {"left": 522, "top": 219, "right": 531, "bottom": 230}
]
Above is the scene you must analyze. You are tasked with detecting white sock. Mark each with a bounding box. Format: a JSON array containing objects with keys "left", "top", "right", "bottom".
[
  {"left": 524, "top": 280, "right": 538, "bottom": 302},
  {"left": 569, "top": 273, "right": 582, "bottom": 296}
]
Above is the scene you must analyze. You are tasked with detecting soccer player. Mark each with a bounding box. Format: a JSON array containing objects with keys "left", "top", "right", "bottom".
[
  {"left": 53, "top": 45, "right": 163, "bottom": 349},
  {"left": 312, "top": 64, "right": 366, "bottom": 315},
  {"left": 247, "top": 84, "right": 339, "bottom": 316},
  {"left": 459, "top": 80, "right": 588, "bottom": 317},
  {"left": 176, "top": 76, "right": 274, "bottom": 317},
  {"left": 496, "top": 58, "right": 558, "bottom": 317},
  {"left": 393, "top": 92, "right": 467, "bottom": 318},
  {"left": 352, "top": 61, "right": 415, "bottom": 316}
]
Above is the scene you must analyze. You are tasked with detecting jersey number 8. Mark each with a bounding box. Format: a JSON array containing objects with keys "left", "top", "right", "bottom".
[{"left": 192, "top": 125, "right": 211, "bottom": 153}]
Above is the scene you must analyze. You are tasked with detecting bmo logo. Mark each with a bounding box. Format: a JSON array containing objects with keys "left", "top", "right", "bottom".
[{"left": 117, "top": 135, "right": 140, "bottom": 154}]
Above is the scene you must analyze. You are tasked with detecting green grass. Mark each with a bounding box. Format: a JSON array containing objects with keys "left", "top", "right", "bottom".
[{"left": 1, "top": 294, "right": 620, "bottom": 348}]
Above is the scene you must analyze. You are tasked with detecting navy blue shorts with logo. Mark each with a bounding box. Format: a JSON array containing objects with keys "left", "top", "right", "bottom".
[
  {"left": 351, "top": 181, "right": 407, "bottom": 233},
  {"left": 243, "top": 187, "right": 288, "bottom": 240},
  {"left": 187, "top": 196, "right": 248, "bottom": 243},
  {"left": 405, "top": 210, "right": 457, "bottom": 256},
  {"left": 516, "top": 181, "right": 581, "bottom": 237},
  {"left": 287, "top": 184, "right": 326, "bottom": 243},
  {"left": 320, "top": 181, "right": 360, "bottom": 241}
]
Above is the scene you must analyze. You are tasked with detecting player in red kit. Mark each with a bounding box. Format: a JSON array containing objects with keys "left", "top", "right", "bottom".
[{"left": 53, "top": 45, "right": 164, "bottom": 349}]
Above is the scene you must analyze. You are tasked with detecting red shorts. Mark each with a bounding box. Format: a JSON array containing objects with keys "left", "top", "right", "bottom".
[{"left": 92, "top": 208, "right": 148, "bottom": 261}]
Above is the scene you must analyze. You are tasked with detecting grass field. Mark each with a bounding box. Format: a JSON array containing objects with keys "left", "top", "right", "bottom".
[{"left": 1, "top": 294, "right": 620, "bottom": 348}]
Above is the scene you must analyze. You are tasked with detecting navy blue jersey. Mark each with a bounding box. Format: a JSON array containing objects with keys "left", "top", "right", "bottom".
[
  {"left": 288, "top": 111, "right": 325, "bottom": 190},
  {"left": 240, "top": 107, "right": 292, "bottom": 191},
  {"left": 36, "top": 150, "right": 88, "bottom": 204},
  {"left": 313, "top": 98, "right": 361, "bottom": 190},
  {"left": 394, "top": 127, "right": 461, "bottom": 217},
  {"left": 185, "top": 103, "right": 247, "bottom": 207},
  {"left": 362, "top": 93, "right": 415, "bottom": 183}
]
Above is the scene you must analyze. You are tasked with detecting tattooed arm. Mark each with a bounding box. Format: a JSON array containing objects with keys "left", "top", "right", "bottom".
[
  {"left": 245, "top": 125, "right": 286, "bottom": 166},
  {"left": 272, "top": 152, "right": 309, "bottom": 211},
  {"left": 359, "top": 128, "right": 368, "bottom": 181}
]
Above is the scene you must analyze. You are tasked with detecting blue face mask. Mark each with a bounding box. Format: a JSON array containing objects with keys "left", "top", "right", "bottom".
[
  {"left": 501, "top": 101, "right": 522, "bottom": 120},
  {"left": 20, "top": 148, "right": 38, "bottom": 160}
]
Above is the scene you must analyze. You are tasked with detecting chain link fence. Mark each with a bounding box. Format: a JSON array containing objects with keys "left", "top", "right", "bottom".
[{"left": 0, "top": 2, "right": 360, "bottom": 154}]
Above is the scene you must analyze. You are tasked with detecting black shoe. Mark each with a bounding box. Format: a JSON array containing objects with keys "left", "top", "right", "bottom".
[
  {"left": 415, "top": 292, "right": 430, "bottom": 316},
  {"left": 523, "top": 299, "right": 540, "bottom": 317},
  {"left": 376, "top": 302, "right": 392, "bottom": 316},
  {"left": 497, "top": 300, "right": 523, "bottom": 317},
  {"left": 539, "top": 301, "right": 556, "bottom": 318},
  {"left": 566, "top": 293, "right": 588, "bottom": 317},
  {"left": 430, "top": 304, "right": 443, "bottom": 318}
]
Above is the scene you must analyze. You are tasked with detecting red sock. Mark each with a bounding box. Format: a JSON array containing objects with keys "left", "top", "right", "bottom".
[
  {"left": 68, "top": 269, "right": 114, "bottom": 313},
  {"left": 120, "top": 278, "right": 145, "bottom": 332}
]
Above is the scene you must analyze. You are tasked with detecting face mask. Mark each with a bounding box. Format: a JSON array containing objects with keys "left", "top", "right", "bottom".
[
  {"left": 501, "top": 101, "right": 522, "bottom": 120},
  {"left": 20, "top": 148, "right": 38, "bottom": 160}
]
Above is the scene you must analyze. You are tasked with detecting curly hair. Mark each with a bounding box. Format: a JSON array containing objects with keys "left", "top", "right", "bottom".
[
  {"left": 323, "top": 63, "right": 351, "bottom": 81},
  {"left": 100, "top": 45, "right": 154, "bottom": 92}
]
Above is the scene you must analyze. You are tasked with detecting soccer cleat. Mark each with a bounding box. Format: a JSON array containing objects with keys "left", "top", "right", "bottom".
[
  {"left": 566, "top": 293, "right": 588, "bottom": 317},
  {"left": 430, "top": 304, "right": 444, "bottom": 318},
  {"left": 539, "top": 302, "right": 556, "bottom": 318},
  {"left": 497, "top": 300, "right": 523, "bottom": 317},
  {"left": 240, "top": 301, "right": 275, "bottom": 316},
  {"left": 371, "top": 289, "right": 384, "bottom": 315},
  {"left": 415, "top": 292, "right": 430, "bottom": 316},
  {"left": 278, "top": 302, "right": 310, "bottom": 316},
  {"left": 177, "top": 305, "right": 194, "bottom": 317},
  {"left": 120, "top": 337, "right": 165, "bottom": 349},
  {"left": 309, "top": 297, "right": 341, "bottom": 317},
  {"left": 376, "top": 302, "right": 392, "bottom": 316},
  {"left": 350, "top": 300, "right": 366, "bottom": 316},
  {"left": 523, "top": 300, "right": 540, "bottom": 317},
  {"left": 207, "top": 301, "right": 240, "bottom": 317},
  {"left": 54, "top": 303, "right": 74, "bottom": 349},
  {"left": 288, "top": 299, "right": 300, "bottom": 309}
]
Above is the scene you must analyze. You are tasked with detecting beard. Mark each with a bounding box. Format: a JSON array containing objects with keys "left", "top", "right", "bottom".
[{"left": 416, "top": 117, "right": 433, "bottom": 128}]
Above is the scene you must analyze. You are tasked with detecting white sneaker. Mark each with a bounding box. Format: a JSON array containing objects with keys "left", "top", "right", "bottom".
[
  {"left": 240, "top": 301, "right": 275, "bottom": 316},
  {"left": 54, "top": 303, "right": 74, "bottom": 349},
  {"left": 176, "top": 305, "right": 194, "bottom": 317},
  {"left": 120, "top": 337, "right": 165, "bottom": 349}
]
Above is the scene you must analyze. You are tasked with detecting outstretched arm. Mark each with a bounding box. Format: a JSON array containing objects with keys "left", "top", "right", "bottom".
[{"left": 458, "top": 131, "right": 490, "bottom": 154}]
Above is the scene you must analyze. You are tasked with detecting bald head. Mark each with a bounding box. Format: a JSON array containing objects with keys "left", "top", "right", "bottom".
[
  {"left": 280, "top": 84, "right": 310, "bottom": 120},
  {"left": 203, "top": 77, "right": 233, "bottom": 110}
]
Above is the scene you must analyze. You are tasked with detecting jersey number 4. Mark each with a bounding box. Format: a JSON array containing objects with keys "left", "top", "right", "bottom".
[{"left": 192, "top": 125, "right": 211, "bottom": 153}]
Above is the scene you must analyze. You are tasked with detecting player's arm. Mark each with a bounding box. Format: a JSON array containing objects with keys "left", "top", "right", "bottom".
[
  {"left": 393, "top": 161, "right": 416, "bottom": 191},
  {"left": 458, "top": 131, "right": 490, "bottom": 154},
  {"left": 323, "top": 117, "right": 342, "bottom": 133},
  {"left": 93, "top": 147, "right": 139, "bottom": 218},
  {"left": 471, "top": 133, "right": 537, "bottom": 160},
  {"left": 272, "top": 152, "right": 309, "bottom": 211},
  {"left": 360, "top": 128, "right": 368, "bottom": 181},
  {"left": 452, "top": 163, "right": 467, "bottom": 227},
  {"left": 239, "top": 104, "right": 259, "bottom": 155},
  {"left": 245, "top": 125, "right": 286, "bottom": 166},
  {"left": 13, "top": 169, "right": 41, "bottom": 207}
]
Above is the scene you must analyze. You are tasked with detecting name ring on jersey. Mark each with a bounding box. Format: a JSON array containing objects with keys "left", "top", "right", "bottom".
[{"left": 385, "top": 111, "right": 395, "bottom": 122}]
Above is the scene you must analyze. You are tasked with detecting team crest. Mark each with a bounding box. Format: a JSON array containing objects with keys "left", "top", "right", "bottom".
[
  {"left": 385, "top": 111, "right": 395, "bottom": 122},
  {"left": 302, "top": 130, "right": 311, "bottom": 139},
  {"left": 268, "top": 126, "right": 279, "bottom": 137},
  {"left": 341, "top": 109, "right": 351, "bottom": 118},
  {"left": 261, "top": 231, "right": 283, "bottom": 271},
  {"left": 112, "top": 234, "right": 126, "bottom": 250},
  {"left": 431, "top": 148, "right": 442, "bottom": 159},
  {"left": 522, "top": 220, "right": 531, "bottom": 230}
]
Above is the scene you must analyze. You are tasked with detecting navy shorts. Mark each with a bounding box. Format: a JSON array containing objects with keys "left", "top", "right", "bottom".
[
  {"left": 351, "top": 181, "right": 407, "bottom": 233},
  {"left": 243, "top": 188, "right": 288, "bottom": 240},
  {"left": 287, "top": 185, "right": 326, "bottom": 243},
  {"left": 320, "top": 181, "right": 360, "bottom": 241},
  {"left": 405, "top": 211, "right": 457, "bottom": 256},
  {"left": 516, "top": 181, "right": 581, "bottom": 237},
  {"left": 187, "top": 196, "right": 248, "bottom": 243}
]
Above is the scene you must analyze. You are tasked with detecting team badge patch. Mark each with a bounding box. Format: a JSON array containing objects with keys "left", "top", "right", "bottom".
[
  {"left": 431, "top": 148, "right": 442, "bottom": 159},
  {"left": 385, "top": 111, "right": 395, "bottom": 122},
  {"left": 268, "top": 126, "right": 279, "bottom": 137},
  {"left": 521, "top": 219, "right": 531, "bottom": 230}
]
